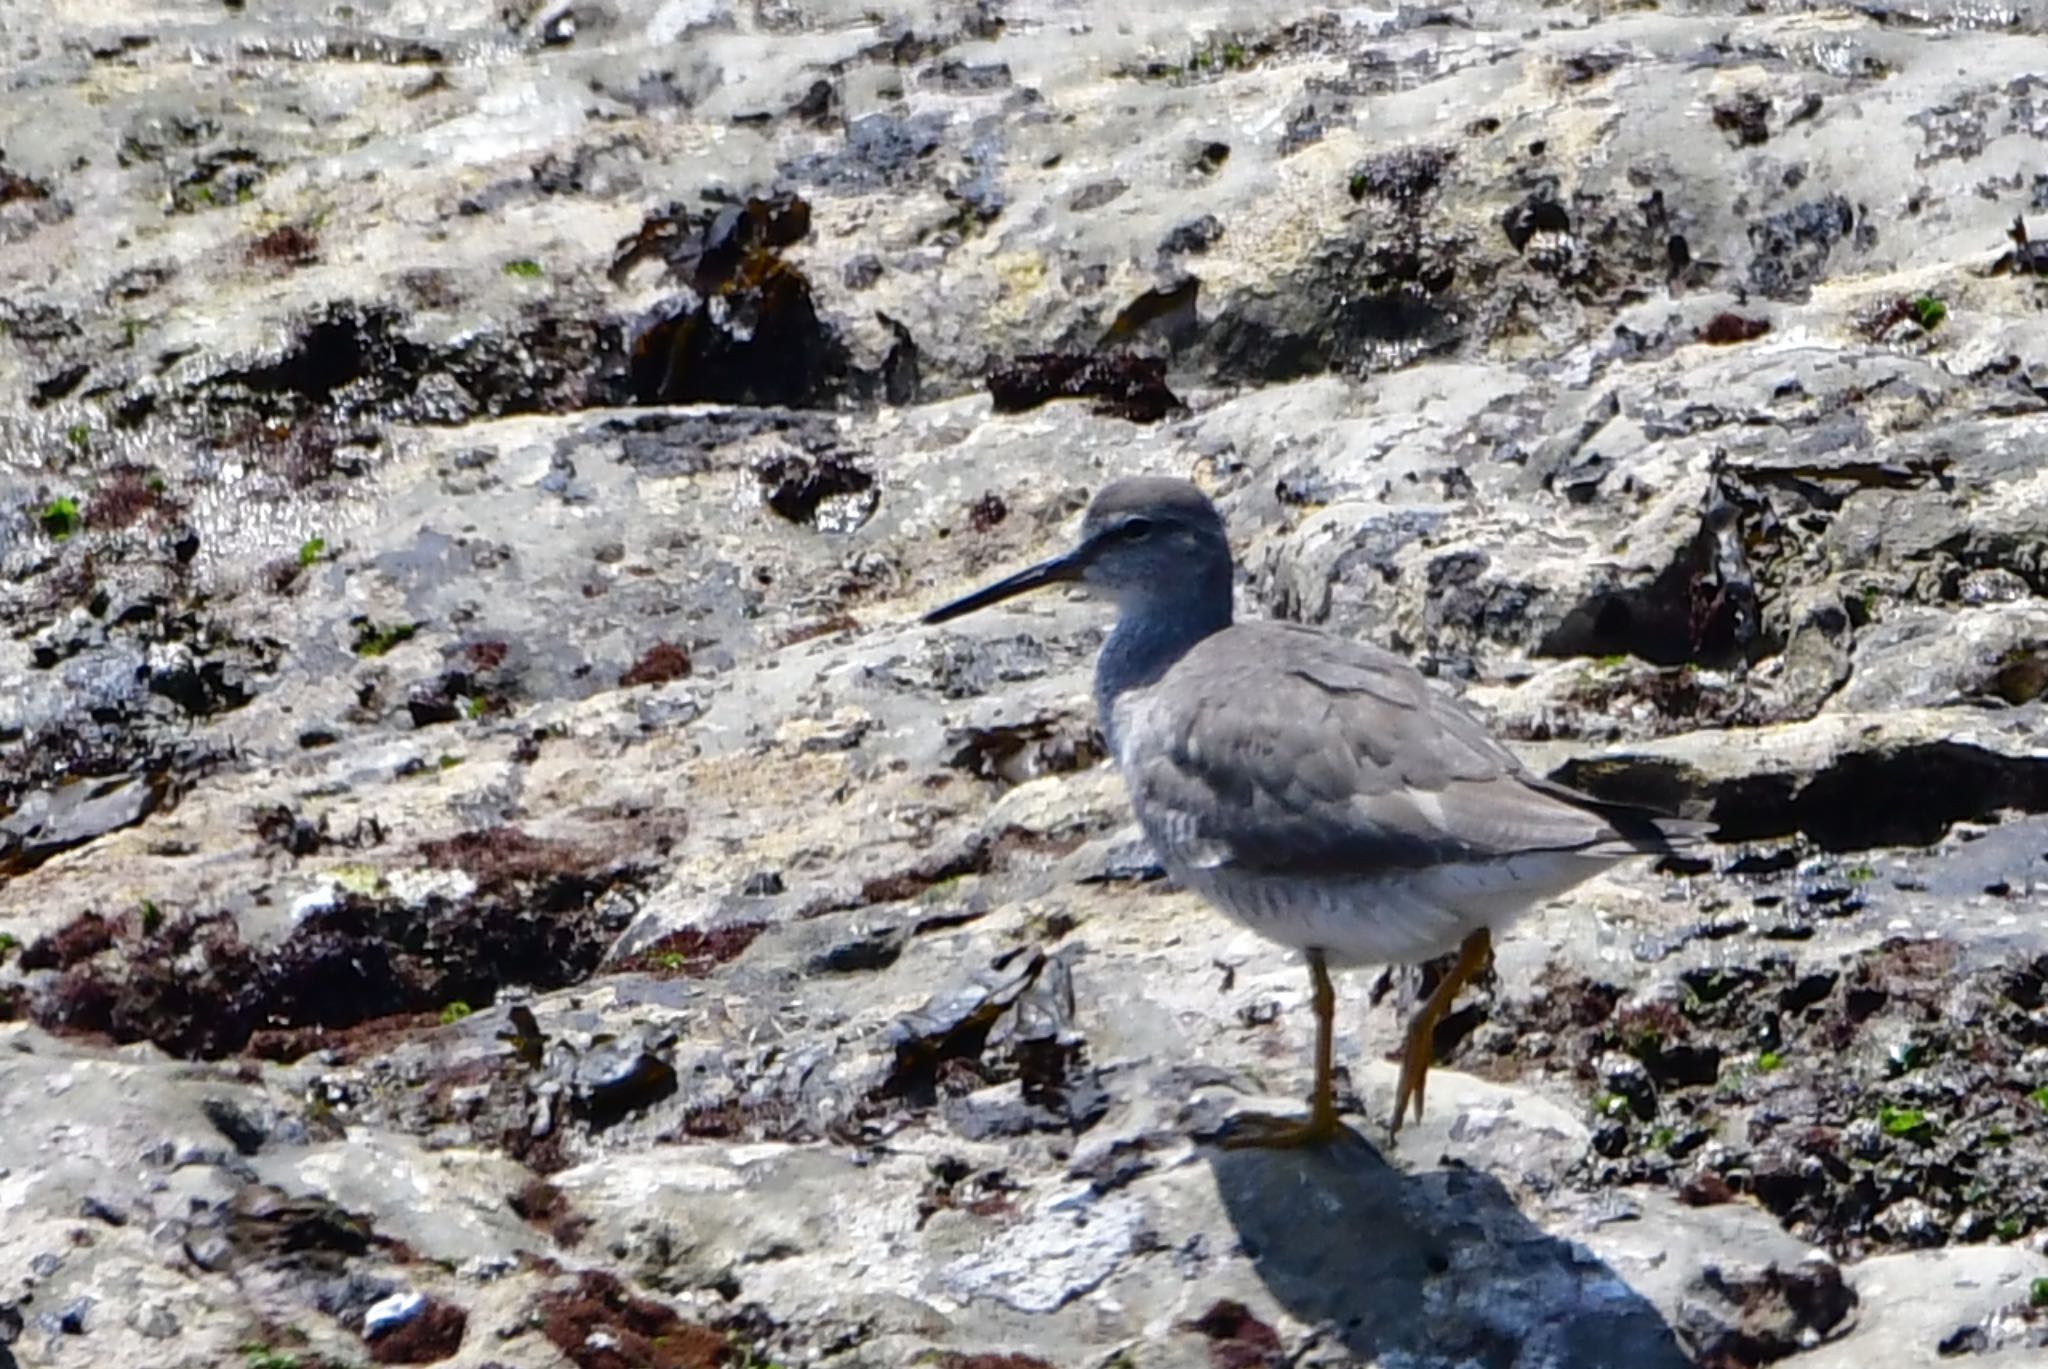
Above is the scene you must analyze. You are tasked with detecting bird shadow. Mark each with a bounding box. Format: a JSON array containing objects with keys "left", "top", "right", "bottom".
[{"left": 1205, "top": 1126, "right": 1690, "bottom": 1367}]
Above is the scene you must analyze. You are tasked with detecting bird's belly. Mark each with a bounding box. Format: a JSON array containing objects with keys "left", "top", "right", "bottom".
[{"left": 1173, "top": 853, "right": 1616, "bottom": 967}]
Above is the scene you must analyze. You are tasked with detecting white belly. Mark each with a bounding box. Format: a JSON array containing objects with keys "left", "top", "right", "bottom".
[{"left": 1172, "top": 851, "right": 1617, "bottom": 967}]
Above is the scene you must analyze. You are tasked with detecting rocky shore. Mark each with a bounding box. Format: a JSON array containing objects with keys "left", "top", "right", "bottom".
[{"left": 5, "top": 2, "right": 2048, "bottom": 1366}]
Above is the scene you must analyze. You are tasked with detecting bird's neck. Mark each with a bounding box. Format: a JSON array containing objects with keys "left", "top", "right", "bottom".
[{"left": 1094, "top": 589, "right": 1232, "bottom": 753}]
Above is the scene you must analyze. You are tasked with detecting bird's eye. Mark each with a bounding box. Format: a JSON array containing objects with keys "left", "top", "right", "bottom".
[{"left": 1114, "top": 517, "right": 1155, "bottom": 541}]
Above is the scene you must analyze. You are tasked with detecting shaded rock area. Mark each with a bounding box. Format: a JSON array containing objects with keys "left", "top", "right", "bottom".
[{"left": 6, "top": 2, "right": 2048, "bottom": 1368}]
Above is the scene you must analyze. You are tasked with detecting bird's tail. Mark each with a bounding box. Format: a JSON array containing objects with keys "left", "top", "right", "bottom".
[{"left": 1528, "top": 775, "right": 1716, "bottom": 857}]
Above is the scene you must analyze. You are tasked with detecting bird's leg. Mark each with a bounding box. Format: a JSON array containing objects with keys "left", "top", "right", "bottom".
[
  {"left": 1390, "top": 927, "right": 1492, "bottom": 1136},
  {"left": 1223, "top": 950, "right": 1343, "bottom": 1149}
]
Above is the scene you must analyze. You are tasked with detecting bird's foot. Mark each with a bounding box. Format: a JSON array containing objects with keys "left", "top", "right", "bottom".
[
  {"left": 1389, "top": 927, "right": 1491, "bottom": 1137},
  {"left": 1390, "top": 1020, "right": 1434, "bottom": 1138},
  {"left": 1217, "top": 1108, "right": 1346, "bottom": 1150}
]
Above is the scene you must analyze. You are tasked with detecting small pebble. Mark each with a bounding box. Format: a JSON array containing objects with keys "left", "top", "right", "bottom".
[
  {"left": 79, "top": 1196, "right": 128, "bottom": 1226},
  {"left": 183, "top": 1234, "right": 233, "bottom": 1272},
  {"left": 128, "top": 1302, "right": 180, "bottom": 1340},
  {"left": 364, "top": 1289, "right": 427, "bottom": 1339},
  {"left": 458, "top": 1255, "right": 516, "bottom": 1283}
]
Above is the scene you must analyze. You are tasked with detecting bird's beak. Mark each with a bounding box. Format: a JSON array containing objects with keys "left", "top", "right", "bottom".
[{"left": 922, "top": 549, "right": 1085, "bottom": 625}]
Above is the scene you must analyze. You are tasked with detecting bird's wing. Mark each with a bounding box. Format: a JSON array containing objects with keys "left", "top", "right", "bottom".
[{"left": 1116, "top": 621, "right": 1688, "bottom": 880}]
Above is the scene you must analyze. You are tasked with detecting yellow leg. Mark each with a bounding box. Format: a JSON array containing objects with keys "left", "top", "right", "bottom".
[
  {"left": 1223, "top": 950, "right": 1343, "bottom": 1149},
  {"left": 1391, "top": 928, "right": 1492, "bottom": 1135}
]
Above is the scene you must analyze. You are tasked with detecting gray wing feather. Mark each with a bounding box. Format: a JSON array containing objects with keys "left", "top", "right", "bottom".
[{"left": 1118, "top": 622, "right": 1693, "bottom": 880}]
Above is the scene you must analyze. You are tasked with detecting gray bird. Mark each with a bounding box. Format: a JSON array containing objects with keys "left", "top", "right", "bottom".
[{"left": 924, "top": 476, "right": 1704, "bottom": 1146}]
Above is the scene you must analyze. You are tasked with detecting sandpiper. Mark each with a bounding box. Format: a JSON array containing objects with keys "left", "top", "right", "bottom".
[{"left": 925, "top": 476, "right": 1703, "bottom": 1146}]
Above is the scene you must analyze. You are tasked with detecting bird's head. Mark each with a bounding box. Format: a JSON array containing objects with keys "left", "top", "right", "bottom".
[{"left": 923, "top": 477, "right": 1231, "bottom": 624}]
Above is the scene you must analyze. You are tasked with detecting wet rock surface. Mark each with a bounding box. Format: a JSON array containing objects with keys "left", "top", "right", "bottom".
[{"left": 6, "top": 1, "right": 2048, "bottom": 1366}]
